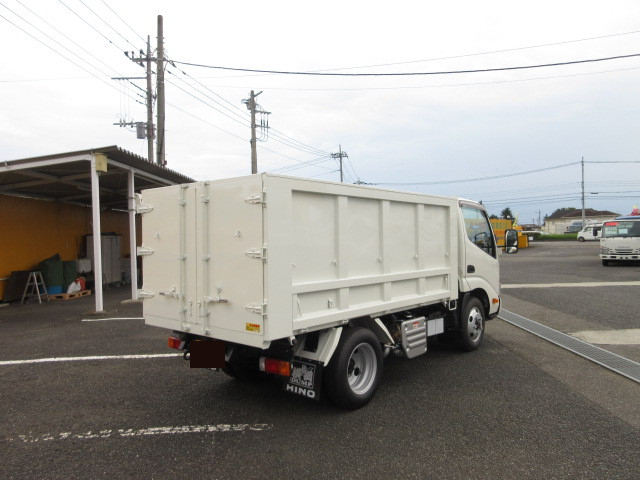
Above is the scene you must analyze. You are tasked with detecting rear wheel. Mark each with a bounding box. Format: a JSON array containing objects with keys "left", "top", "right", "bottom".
[
  {"left": 459, "top": 296, "right": 485, "bottom": 351},
  {"left": 324, "top": 327, "right": 383, "bottom": 410}
]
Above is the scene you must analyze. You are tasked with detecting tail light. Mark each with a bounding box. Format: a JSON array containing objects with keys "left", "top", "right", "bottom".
[
  {"left": 259, "top": 357, "right": 291, "bottom": 377},
  {"left": 168, "top": 336, "right": 185, "bottom": 350}
]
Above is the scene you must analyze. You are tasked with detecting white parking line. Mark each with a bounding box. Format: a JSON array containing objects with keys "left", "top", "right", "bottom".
[
  {"left": 81, "top": 317, "right": 145, "bottom": 322},
  {"left": 14, "top": 424, "right": 273, "bottom": 443},
  {"left": 502, "top": 281, "right": 640, "bottom": 289},
  {"left": 0, "top": 353, "right": 180, "bottom": 366},
  {"left": 571, "top": 328, "right": 640, "bottom": 345}
]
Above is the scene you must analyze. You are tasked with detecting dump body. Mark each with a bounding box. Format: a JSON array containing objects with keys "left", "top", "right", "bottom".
[{"left": 140, "top": 174, "right": 460, "bottom": 348}]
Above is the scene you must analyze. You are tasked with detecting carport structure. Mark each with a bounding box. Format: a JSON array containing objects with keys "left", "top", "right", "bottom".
[{"left": 0, "top": 146, "right": 193, "bottom": 312}]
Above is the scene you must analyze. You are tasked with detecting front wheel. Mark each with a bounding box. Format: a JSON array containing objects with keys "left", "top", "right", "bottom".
[
  {"left": 458, "top": 296, "right": 485, "bottom": 351},
  {"left": 602, "top": 259, "right": 610, "bottom": 266},
  {"left": 324, "top": 327, "right": 383, "bottom": 410},
  {"left": 578, "top": 237, "right": 585, "bottom": 242}
]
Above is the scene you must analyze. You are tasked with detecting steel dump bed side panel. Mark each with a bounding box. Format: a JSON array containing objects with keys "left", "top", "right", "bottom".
[{"left": 263, "top": 175, "right": 458, "bottom": 338}]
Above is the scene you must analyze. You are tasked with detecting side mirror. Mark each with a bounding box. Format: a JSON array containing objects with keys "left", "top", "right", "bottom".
[{"left": 504, "top": 229, "right": 519, "bottom": 254}]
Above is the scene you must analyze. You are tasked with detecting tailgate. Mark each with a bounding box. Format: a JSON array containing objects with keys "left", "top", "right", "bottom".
[{"left": 139, "top": 177, "right": 267, "bottom": 348}]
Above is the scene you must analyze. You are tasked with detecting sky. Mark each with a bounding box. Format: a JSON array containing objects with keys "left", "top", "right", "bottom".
[{"left": 1, "top": 0, "right": 640, "bottom": 225}]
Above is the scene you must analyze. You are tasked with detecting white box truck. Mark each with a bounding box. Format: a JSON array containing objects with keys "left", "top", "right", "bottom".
[
  {"left": 137, "top": 174, "right": 502, "bottom": 409},
  {"left": 600, "top": 216, "right": 640, "bottom": 265}
]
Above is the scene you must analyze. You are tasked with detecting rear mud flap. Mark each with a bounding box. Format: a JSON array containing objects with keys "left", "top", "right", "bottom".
[{"left": 284, "top": 358, "right": 323, "bottom": 401}]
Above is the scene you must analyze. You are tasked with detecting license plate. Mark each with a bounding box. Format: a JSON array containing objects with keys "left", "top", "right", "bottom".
[
  {"left": 284, "top": 359, "right": 322, "bottom": 400},
  {"left": 189, "top": 340, "right": 225, "bottom": 368}
]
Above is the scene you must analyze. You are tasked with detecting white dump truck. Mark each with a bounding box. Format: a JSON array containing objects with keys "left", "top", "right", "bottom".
[
  {"left": 600, "top": 216, "right": 640, "bottom": 266},
  {"left": 137, "top": 174, "right": 504, "bottom": 409}
]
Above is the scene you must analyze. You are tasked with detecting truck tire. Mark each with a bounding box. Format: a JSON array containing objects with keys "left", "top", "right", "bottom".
[
  {"left": 602, "top": 260, "right": 609, "bottom": 266},
  {"left": 459, "top": 296, "right": 485, "bottom": 352},
  {"left": 578, "top": 237, "right": 585, "bottom": 242},
  {"left": 324, "top": 327, "right": 383, "bottom": 410}
]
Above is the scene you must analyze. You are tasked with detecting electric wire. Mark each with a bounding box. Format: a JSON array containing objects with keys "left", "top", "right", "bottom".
[
  {"left": 165, "top": 66, "right": 331, "bottom": 157},
  {"left": 201, "top": 65, "right": 640, "bottom": 92},
  {"left": 373, "top": 161, "right": 580, "bottom": 186},
  {"left": 167, "top": 62, "right": 331, "bottom": 156},
  {"left": 267, "top": 155, "right": 334, "bottom": 174},
  {"left": 76, "top": 0, "right": 142, "bottom": 51},
  {"left": 166, "top": 72, "right": 333, "bottom": 159},
  {"left": 98, "top": 0, "right": 146, "bottom": 44},
  {"left": 0, "top": 7, "right": 142, "bottom": 105},
  {"left": 57, "top": 0, "right": 125, "bottom": 51},
  {"left": 312, "top": 29, "right": 640, "bottom": 72},
  {"left": 172, "top": 53, "right": 640, "bottom": 77},
  {"left": 13, "top": 0, "right": 145, "bottom": 96}
]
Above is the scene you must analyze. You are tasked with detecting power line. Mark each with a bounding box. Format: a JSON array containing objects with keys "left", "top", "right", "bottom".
[
  {"left": 199, "top": 65, "right": 640, "bottom": 92},
  {"left": 0, "top": 7, "right": 141, "bottom": 104},
  {"left": 309, "top": 29, "right": 640, "bottom": 72},
  {"left": 98, "top": 0, "right": 146, "bottom": 44},
  {"left": 373, "top": 162, "right": 580, "bottom": 186},
  {"left": 166, "top": 73, "right": 329, "bottom": 157},
  {"left": 76, "top": 0, "right": 141, "bottom": 51},
  {"left": 13, "top": 0, "right": 144, "bottom": 96},
  {"left": 57, "top": 0, "right": 125, "bottom": 51},
  {"left": 268, "top": 155, "right": 333, "bottom": 174},
  {"left": 172, "top": 53, "right": 640, "bottom": 77},
  {"left": 166, "top": 60, "right": 331, "bottom": 156}
]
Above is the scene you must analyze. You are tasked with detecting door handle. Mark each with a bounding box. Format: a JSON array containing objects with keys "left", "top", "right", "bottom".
[{"left": 467, "top": 265, "right": 475, "bottom": 273}]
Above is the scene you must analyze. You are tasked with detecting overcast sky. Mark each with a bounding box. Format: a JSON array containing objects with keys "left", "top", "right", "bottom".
[{"left": 2, "top": 0, "right": 640, "bottom": 224}]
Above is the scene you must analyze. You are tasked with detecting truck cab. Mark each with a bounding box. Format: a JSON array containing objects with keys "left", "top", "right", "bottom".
[{"left": 600, "top": 217, "right": 640, "bottom": 265}]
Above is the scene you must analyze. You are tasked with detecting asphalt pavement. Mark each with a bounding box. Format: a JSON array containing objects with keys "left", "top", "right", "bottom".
[{"left": 1, "top": 241, "right": 639, "bottom": 480}]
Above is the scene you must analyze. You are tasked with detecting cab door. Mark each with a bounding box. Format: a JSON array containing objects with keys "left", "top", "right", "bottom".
[{"left": 459, "top": 202, "right": 500, "bottom": 306}]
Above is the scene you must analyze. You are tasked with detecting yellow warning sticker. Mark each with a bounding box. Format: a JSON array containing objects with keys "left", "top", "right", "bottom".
[{"left": 246, "top": 323, "right": 261, "bottom": 333}]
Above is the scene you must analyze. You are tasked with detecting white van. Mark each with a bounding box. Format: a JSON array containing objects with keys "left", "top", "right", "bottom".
[{"left": 577, "top": 224, "right": 602, "bottom": 242}]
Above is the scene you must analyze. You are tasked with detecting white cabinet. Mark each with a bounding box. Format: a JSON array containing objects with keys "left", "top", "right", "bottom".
[{"left": 86, "top": 234, "right": 122, "bottom": 284}]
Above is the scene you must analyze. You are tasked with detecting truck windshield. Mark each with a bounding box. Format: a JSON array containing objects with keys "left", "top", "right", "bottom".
[{"left": 602, "top": 221, "right": 640, "bottom": 238}]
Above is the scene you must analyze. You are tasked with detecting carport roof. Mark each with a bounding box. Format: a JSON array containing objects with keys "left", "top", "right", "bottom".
[{"left": 0, "top": 145, "right": 194, "bottom": 210}]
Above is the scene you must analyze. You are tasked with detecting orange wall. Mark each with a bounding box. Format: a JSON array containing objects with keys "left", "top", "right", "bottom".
[{"left": 0, "top": 194, "right": 140, "bottom": 299}]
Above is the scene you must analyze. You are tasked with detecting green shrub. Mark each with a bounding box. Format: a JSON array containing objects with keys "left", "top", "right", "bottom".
[{"left": 536, "top": 233, "right": 578, "bottom": 241}]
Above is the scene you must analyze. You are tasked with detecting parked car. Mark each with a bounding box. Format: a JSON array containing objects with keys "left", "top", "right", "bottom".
[{"left": 577, "top": 224, "right": 602, "bottom": 241}]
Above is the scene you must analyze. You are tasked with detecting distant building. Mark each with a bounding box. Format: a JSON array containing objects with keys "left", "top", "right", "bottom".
[{"left": 543, "top": 208, "right": 619, "bottom": 234}]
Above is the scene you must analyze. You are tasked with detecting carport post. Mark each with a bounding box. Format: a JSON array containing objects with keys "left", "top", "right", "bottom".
[
  {"left": 90, "top": 155, "right": 104, "bottom": 312},
  {"left": 127, "top": 170, "right": 138, "bottom": 299}
]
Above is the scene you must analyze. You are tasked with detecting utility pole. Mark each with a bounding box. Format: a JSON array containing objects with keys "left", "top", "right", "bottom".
[
  {"left": 145, "top": 35, "right": 154, "bottom": 164},
  {"left": 248, "top": 90, "right": 259, "bottom": 174},
  {"left": 331, "top": 145, "right": 348, "bottom": 182},
  {"left": 120, "top": 37, "right": 156, "bottom": 163},
  {"left": 156, "top": 15, "right": 166, "bottom": 167},
  {"left": 581, "top": 156, "right": 585, "bottom": 227},
  {"left": 242, "top": 90, "right": 270, "bottom": 174}
]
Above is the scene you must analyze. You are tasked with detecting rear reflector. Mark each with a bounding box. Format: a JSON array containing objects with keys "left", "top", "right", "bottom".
[
  {"left": 259, "top": 357, "right": 291, "bottom": 377},
  {"left": 168, "top": 336, "right": 185, "bottom": 350}
]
